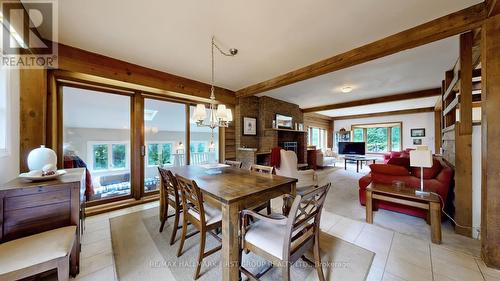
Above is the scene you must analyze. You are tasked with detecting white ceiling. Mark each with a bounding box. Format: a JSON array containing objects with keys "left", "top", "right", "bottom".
[
  {"left": 318, "top": 96, "right": 438, "bottom": 117},
  {"left": 260, "top": 36, "right": 459, "bottom": 115},
  {"left": 51, "top": 0, "right": 480, "bottom": 92},
  {"left": 63, "top": 86, "right": 209, "bottom": 131}
]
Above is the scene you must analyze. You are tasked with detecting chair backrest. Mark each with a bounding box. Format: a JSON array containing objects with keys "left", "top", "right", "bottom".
[
  {"left": 283, "top": 183, "right": 331, "bottom": 262},
  {"left": 249, "top": 164, "right": 274, "bottom": 174},
  {"left": 175, "top": 175, "right": 206, "bottom": 224},
  {"left": 275, "top": 149, "right": 299, "bottom": 178},
  {"left": 158, "top": 168, "right": 181, "bottom": 207},
  {"left": 224, "top": 160, "right": 242, "bottom": 169}
]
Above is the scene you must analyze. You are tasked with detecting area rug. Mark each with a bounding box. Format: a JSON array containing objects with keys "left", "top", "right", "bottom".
[
  {"left": 324, "top": 166, "right": 481, "bottom": 257},
  {"left": 110, "top": 207, "right": 374, "bottom": 281}
]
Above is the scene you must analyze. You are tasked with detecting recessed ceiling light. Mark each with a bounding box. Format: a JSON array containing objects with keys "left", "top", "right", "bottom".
[{"left": 341, "top": 86, "right": 353, "bottom": 93}]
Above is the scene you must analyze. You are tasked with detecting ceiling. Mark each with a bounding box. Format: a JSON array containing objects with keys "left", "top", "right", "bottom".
[
  {"left": 63, "top": 86, "right": 209, "bottom": 132},
  {"left": 50, "top": 0, "right": 480, "bottom": 92},
  {"left": 260, "top": 36, "right": 459, "bottom": 116}
]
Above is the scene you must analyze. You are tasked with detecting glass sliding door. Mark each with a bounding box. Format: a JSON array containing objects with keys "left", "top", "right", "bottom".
[
  {"left": 189, "top": 105, "right": 219, "bottom": 165},
  {"left": 144, "top": 99, "right": 186, "bottom": 192},
  {"left": 63, "top": 86, "right": 131, "bottom": 202}
]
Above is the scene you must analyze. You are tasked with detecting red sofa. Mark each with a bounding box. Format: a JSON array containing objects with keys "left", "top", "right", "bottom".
[{"left": 359, "top": 157, "right": 453, "bottom": 219}]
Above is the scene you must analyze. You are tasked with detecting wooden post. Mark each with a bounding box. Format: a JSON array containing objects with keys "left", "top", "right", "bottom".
[
  {"left": 481, "top": 12, "right": 500, "bottom": 269},
  {"left": 19, "top": 69, "right": 47, "bottom": 172},
  {"left": 454, "top": 32, "right": 473, "bottom": 237}
]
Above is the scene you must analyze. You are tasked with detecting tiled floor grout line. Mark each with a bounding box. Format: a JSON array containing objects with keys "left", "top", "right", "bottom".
[
  {"left": 429, "top": 244, "right": 435, "bottom": 281},
  {"left": 353, "top": 224, "right": 366, "bottom": 242},
  {"left": 380, "top": 231, "right": 395, "bottom": 281},
  {"left": 474, "top": 258, "right": 488, "bottom": 281}
]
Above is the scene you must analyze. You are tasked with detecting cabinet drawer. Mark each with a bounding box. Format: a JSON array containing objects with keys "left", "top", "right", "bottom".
[
  {"left": 4, "top": 201, "right": 71, "bottom": 227},
  {"left": 4, "top": 189, "right": 70, "bottom": 211}
]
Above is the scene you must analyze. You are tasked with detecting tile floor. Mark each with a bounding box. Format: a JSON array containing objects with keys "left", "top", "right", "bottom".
[{"left": 74, "top": 201, "right": 499, "bottom": 281}]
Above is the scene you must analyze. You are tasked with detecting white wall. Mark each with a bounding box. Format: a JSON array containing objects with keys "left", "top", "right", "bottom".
[
  {"left": 0, "top": 69, "right": 20, "bottom": 184},
  {"left": 334, "top": 112, "right": 436, "bottom": 153}
]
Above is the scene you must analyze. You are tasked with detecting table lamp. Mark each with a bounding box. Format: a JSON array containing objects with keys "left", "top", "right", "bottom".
[{"left": 410, "top": 145, "right": 433, "bottom": 196}]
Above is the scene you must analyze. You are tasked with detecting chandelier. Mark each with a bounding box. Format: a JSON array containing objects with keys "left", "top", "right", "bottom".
[{"left": 192, "top": 36, "right": 237, "bottom": 130}]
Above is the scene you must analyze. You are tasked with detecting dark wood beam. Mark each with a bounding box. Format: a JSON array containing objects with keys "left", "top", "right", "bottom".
[
  {"left": 487, "top": 0, "right": 500, "bottom": 16},
  {"left": 236, "top": 3, "right": 486, "bottom": 97},
  {"left": 331, "top": 107, "right": 434, "bottom": 121},
  {"left": 454, "top": 31, "right": 473, "bottom": 237},
  {"left": 57, "top": 44, "right": 236, "bottom": 105},
  {"left": 481, "top": 12, "right": 500, "bottom": 269},
  {"left": 302, "top": 88, "right": 440, "bottom": 113}
]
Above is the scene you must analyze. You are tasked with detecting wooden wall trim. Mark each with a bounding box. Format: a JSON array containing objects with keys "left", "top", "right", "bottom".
[
  {"left": 236, "top": 3, "right": 486, "bottom": 97},
  {"left": 302, "top": 89, "right": 441, "bottom": 113},
  {"left": 331, "top": 107, "right": 434, "bottom": 121}
]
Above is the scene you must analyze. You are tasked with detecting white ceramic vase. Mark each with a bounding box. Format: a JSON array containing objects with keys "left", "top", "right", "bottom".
[{"left": 27, "top": 145, "right": 57, "bottom": 171}]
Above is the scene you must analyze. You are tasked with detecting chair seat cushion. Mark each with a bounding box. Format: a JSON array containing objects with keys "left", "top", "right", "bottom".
[
  {"left": 244, "top": 220, "right": 287, "bottom": 259},
  {"left": 188, "top": 203, "right": 222, "bottom": 226},
  {"left": 0, "top": 226, "right": 76, "bottom": 275}
]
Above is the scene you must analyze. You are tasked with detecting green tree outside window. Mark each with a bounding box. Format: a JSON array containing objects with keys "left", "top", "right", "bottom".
[
  {"left": 112, "top": 144, "right": 126, "bottom": 168},
  {"left": 93, "top": 144, "right": 108, "bottom": 170}
]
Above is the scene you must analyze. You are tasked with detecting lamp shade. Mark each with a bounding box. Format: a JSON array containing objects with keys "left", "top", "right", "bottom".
[
  {"left": 216, "top": 104, "right": 227, "bottom": 120},
  {"left": 193, "top": 104, "right": 207, "bottom": 121},
  {"left": 410, "top": 146, "right": 433, "bottom": 168},
  {"left": 226, "top": 109, "right": 233, "bottom": 122}
]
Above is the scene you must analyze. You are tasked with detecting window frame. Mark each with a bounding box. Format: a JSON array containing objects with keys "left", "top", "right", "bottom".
[
  {"left": 308, "top": 126, "right": 327, "bottom": 150},
  {"left": 87, "top": 141, "right": 130, "bottom": 172},
  {"left": 351, "top": 121, "right": 403, "bottom": 154},
  {"left": 0, "top": 67, "right": 11, "bottom": 158}
]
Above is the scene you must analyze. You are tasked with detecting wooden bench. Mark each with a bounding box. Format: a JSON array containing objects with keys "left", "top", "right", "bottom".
[{"left": 0, "top": 226, "right": 77, "bottom": 281}]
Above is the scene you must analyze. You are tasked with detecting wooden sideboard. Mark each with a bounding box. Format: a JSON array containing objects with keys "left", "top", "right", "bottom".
[{"left": 0, "top": 168, "right": 85, "bottom": 276}]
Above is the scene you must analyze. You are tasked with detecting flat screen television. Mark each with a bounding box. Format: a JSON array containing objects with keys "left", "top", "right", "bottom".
[{"left": 338, "top": 142, "right": 366, "bottom": 155}]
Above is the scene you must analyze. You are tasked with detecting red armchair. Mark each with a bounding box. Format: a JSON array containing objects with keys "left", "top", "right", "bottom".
[{"left": 359, "top": 157, "right": 453, "bottom": 219}]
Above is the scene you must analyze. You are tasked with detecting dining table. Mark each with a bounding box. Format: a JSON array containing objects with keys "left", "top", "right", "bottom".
[{"left": 168, "top": 165, "right": 298, "bottom": 281}]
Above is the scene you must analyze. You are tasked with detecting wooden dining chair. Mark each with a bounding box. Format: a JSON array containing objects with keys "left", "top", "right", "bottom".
[
  {"left": 239, "top": 183, "right": 331, "bottom": 281},
  {"left": 176, "top": 175, "right": 222, "bottom": 280},
  {"left": 224, "top": 159, "right": 243, "bottom": 168},
  {"left": 158, "top": 168, "right": 183, "bottom": 245},
  {"left": 249, "top": 164, "right": 274, "bottom": 215}
]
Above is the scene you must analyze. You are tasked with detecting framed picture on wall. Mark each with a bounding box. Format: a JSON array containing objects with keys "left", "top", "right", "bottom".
[
  {"left": 413, "top": 138, "right": 423, "bottom": 145},
  {"left": 243, "top": 117, "right": 257, "bottom": 135},
  {"left": 411, "top": 128, "right": 425, "bottom": 137},
  {"left": 276, "top": 114, "right": 293, "bottom": 129}
]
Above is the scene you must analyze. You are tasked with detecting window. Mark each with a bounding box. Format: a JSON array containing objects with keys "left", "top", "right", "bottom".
[
  {"left": 190, "top": 142, "right": 207, "bottom": 153},
  {"left": 353, "top": 128, "right": 364, "bottom": 142},
  {"left": 89, "top": 142, "right": 129, "bottom": 171},
  {"left": 366, "top": 127, "right": 388, "bottom": 152},
  {"left": 147, "top": 143, "right": 173, "bottom": 166},
  {"left": 0, "top": 67, "right": 8, "bottom": 155},
  {"left": 351, "top": 122, "right": 402, "bottom": 153},
  {"left": 391, "top": 126, "right": 401, "bottom": 151},
  {"left": 308, "top": 127, "right": 327, "bottom": 150}
]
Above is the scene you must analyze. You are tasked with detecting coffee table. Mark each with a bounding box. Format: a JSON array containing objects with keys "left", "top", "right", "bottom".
[
  {"left": 344, "top": 155, "right": 378, "bottom": 172},
  {"left": 365, "top": 182, "right": 442, "bottom": 244}
]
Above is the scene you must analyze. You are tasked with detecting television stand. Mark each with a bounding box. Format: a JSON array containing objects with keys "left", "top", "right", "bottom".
[{"left": 344, "top": 155, "right": 377, "bottom": 173}]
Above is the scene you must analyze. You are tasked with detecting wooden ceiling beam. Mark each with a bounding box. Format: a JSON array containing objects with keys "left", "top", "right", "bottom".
[
  {"left": 236, "top": 3, "right": 486, "bottom": 97},
  {"left": 301, "top": 88, "right": 440, "bottom": 113},
  {"left": 331, "top": 107, "right": 435, "bottom": 121}
]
